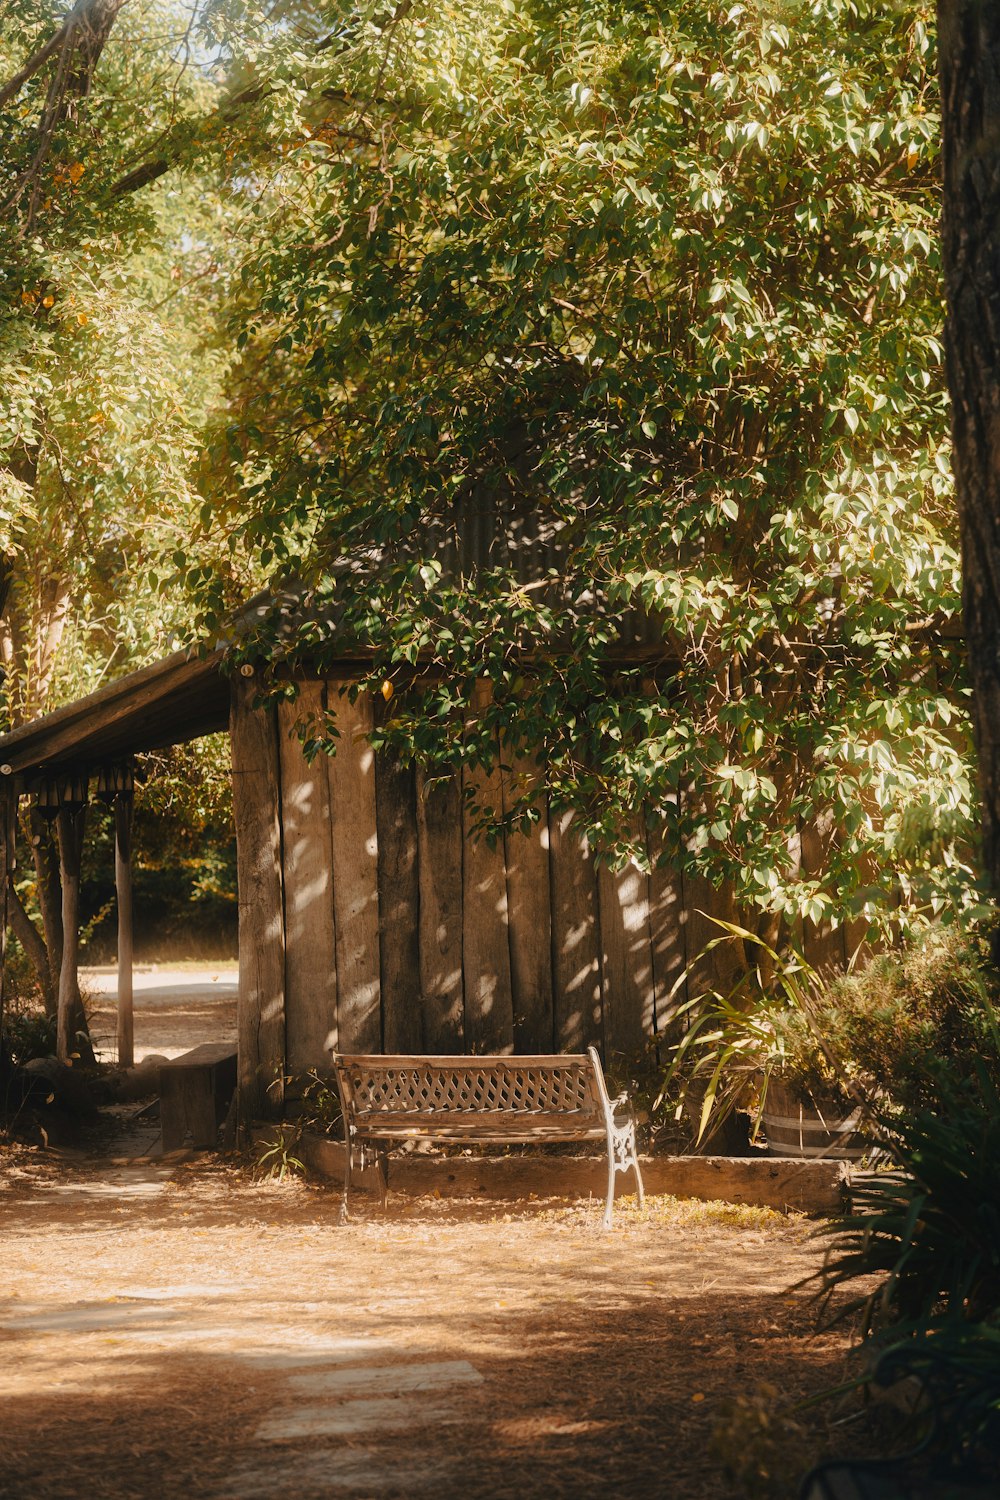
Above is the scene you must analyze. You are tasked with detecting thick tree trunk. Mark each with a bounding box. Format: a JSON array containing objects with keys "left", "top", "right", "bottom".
[{"left": 939, "top": 3, "right": 1000, "bottom": 904}]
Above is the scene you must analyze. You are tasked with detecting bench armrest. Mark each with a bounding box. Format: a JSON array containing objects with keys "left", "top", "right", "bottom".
[{"left": 608, "top": 1092, "right": 639, "bottom": 1130}]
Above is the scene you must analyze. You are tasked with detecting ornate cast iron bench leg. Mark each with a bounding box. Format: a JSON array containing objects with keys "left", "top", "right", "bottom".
[
  {"left": 603, "top": 1108, "right": 645, "bottom": 1230},
  {"left": 603, "top": 1143, "right": 616, "bottom": 1231},
  {"left": 339, "top": 1126, "right": 354, "bottom": 1223},
  {"left": 373, "top": 1146, "right": 388, "bottom": 1208}
]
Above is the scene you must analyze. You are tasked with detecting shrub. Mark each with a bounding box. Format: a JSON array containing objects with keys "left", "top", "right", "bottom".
[
  {"left": 0, "top": 943, "right": 54, "bottom": 1067},
  {"left": 794, "top": 925, "right": 1000, "bottom": 1114},
  {"left": 816, "top": 1067, "right": 1000, "bottom": 1335}
]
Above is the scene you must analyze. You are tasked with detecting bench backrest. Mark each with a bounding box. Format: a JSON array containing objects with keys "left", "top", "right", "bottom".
[{"left": 330, "top": 1050, "right": 613, "bottom": 1130}]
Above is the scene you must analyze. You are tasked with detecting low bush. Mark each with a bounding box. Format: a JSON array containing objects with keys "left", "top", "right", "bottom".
[
  {"left": 817, "top": 1068, "right": 1000, "bottom": 1335},
  {"left": 809, "top": 1062, "right": 1000, "bottom": 1485},
  {"left": 0, "top": 943, "right": 54, "bottom": 1068},
  {"left": 788, "top": 924, "right": 1000, "bottom": 1115}
]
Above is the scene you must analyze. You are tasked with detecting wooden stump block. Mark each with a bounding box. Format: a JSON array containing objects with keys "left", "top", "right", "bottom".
[{"left": 159, "top": 1044, "right": 238, "bottom": 1151}]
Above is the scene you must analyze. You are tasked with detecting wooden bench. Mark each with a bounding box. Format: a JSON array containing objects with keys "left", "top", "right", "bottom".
[
  {"left": 329, "top": 1046, "right": 644, "bottom": 1229},
  {"left": 159, "top": 1043, "right": 237, "bottom": 1152}
]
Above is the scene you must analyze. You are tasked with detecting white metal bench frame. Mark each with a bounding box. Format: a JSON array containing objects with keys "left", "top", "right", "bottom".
[{"left": 329, "top": 1046, "right": 645, "bottom": 1229}]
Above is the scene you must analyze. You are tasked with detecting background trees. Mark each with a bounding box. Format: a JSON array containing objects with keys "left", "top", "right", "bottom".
[
  {"left": 0, "top": 0, "right": 233, "bottom": 993},
  {"left": 0, "top": 0, "right": 978, "bottom": 973}
]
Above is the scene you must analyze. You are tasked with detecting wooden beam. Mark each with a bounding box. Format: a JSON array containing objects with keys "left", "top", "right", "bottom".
[
  {"left": 114, "top": 790, "right": 135, "bottom": 1068},
  {"left": 230, "top": 675, "right": 286, "bottom": 1122},
  {"left": 55, "top": 803, "right": 86, "bottom": 1064},
  {"left": 0, "top": 647, "right": 225, "bottom": 774}
]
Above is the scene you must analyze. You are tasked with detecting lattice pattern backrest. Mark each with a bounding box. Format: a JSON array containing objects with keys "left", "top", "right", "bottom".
[{"left": 342, "top": 1060, "right": 601, "bottom": 1119}]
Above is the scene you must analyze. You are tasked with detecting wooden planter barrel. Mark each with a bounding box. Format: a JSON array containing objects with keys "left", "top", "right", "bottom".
[{"left": 761, "top": 1080, "right": 869, "bottom": 1161}]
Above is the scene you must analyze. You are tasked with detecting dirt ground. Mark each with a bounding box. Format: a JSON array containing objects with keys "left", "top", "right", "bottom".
[
  {"left": 81, "top": 965, "right": 238, "bottom": 1063},
  {"left": 0, "top": 1140, "right": 867, "bottom": 1500},
  {"left": 0, "top": 973, "right": 865, "bottom": 1500}
]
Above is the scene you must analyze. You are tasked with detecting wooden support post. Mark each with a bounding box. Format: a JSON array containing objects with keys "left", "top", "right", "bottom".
[
  {"left": 56, "top": 802, "right": 86, "bottom": 1064},
  {"left": 114, "top": 791, "right": 134, "bottom": 1068},
  {"left": 0, "top": 784, "right": 16, "bottom": 1033},
  {"left": 231, "top": 674, "right": 286, "bottom": 1124}
]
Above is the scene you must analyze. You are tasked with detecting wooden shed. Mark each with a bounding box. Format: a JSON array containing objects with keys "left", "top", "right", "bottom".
[{"left": 0, "top": 597, "right": 706, "bottom": 1120}]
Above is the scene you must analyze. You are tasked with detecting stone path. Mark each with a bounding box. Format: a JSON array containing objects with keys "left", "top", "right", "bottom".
[{"left": 2, "top": 1280, "right": 484, "bottom": 1497}]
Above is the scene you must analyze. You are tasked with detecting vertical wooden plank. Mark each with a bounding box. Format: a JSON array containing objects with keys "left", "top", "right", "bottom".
[
  {"left": 646, "top": 808, "right": 688, "bottom": 1047},
  {"left": 278, "top": 683, "right": 338, "bottom": 1077},
  {"left": 680, "top": 844, "right": 719, "bottom": 999},
  {"left": 114, "top": 791, "right": 134, "bottom": 1069},
  {"left": 598, "top": 831, "right": 656, "bottom": 1062},
  {"left": 416, "top": 767, "right": 465, "bottom": 1051},
  {"left": 800, "top": 812, "right": 848, "bottom": 976},
  {"left": 326, "top": 687, "right": 382, "bottom": 1052},
  {"left": 462, "top": 689, "right": 513, "bottom": 1054},
  {"left": 549, "top": 808, "right": 602, "bottom": 1053},
  {"left": 0, "top": 785, "right": 15, "bottom": 1033},
  {"left": 502, "top": 754, "right": 554, "bottom": 1053},
  {"left": 230, "top": 675, "right": 286, "bottom": 1122},
  {"left": 375, "top": 737, "right": 421, "bottom": 1053}
]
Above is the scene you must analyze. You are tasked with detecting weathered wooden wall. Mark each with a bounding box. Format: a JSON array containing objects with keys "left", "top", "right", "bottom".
[
  {"left": 269, "top": 684, "right": 688, "bottom": 1074},
  {"left": 230, "top": 681, "right": 850, "bottom": 1095}
]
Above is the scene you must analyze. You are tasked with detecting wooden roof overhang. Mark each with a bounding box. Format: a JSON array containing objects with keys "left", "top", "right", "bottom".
[
  {"left": 0, "top": 645, "right": 231, "bottom": 789},
  {"left": 0, "top": 571, "right": 687, "bottom": 791}
]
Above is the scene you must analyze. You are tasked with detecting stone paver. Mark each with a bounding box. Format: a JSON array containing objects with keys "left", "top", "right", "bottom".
[{"left": 287, "top": 1359, "right": 484, "bottom": 1397}]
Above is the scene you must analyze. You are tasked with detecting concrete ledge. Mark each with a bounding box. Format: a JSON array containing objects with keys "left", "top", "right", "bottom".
[{"left": 270, "top": 1131, "right": 848, "bottom": 1216}]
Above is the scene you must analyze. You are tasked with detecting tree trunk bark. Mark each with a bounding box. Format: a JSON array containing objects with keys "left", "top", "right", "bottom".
[
  {"left": 7, "top": 880, "right": 55, "bottom": 1014},
  {"left": 28, "top": 806, "right": 63, "bottom": 992},
  {"left": 939, "top": 3, "right": 1000, "bottom": 908}
]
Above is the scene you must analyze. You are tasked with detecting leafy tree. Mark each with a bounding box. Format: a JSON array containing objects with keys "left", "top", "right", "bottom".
[
  {"left": 205, "top": 0, "right": 973, "bottom": 947},
  {"left": 0, "top": 0, "right": 979, "bottom": 1001},
  {"left": 0, "top": 0, "right": 231, "bottom": 1014}
]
